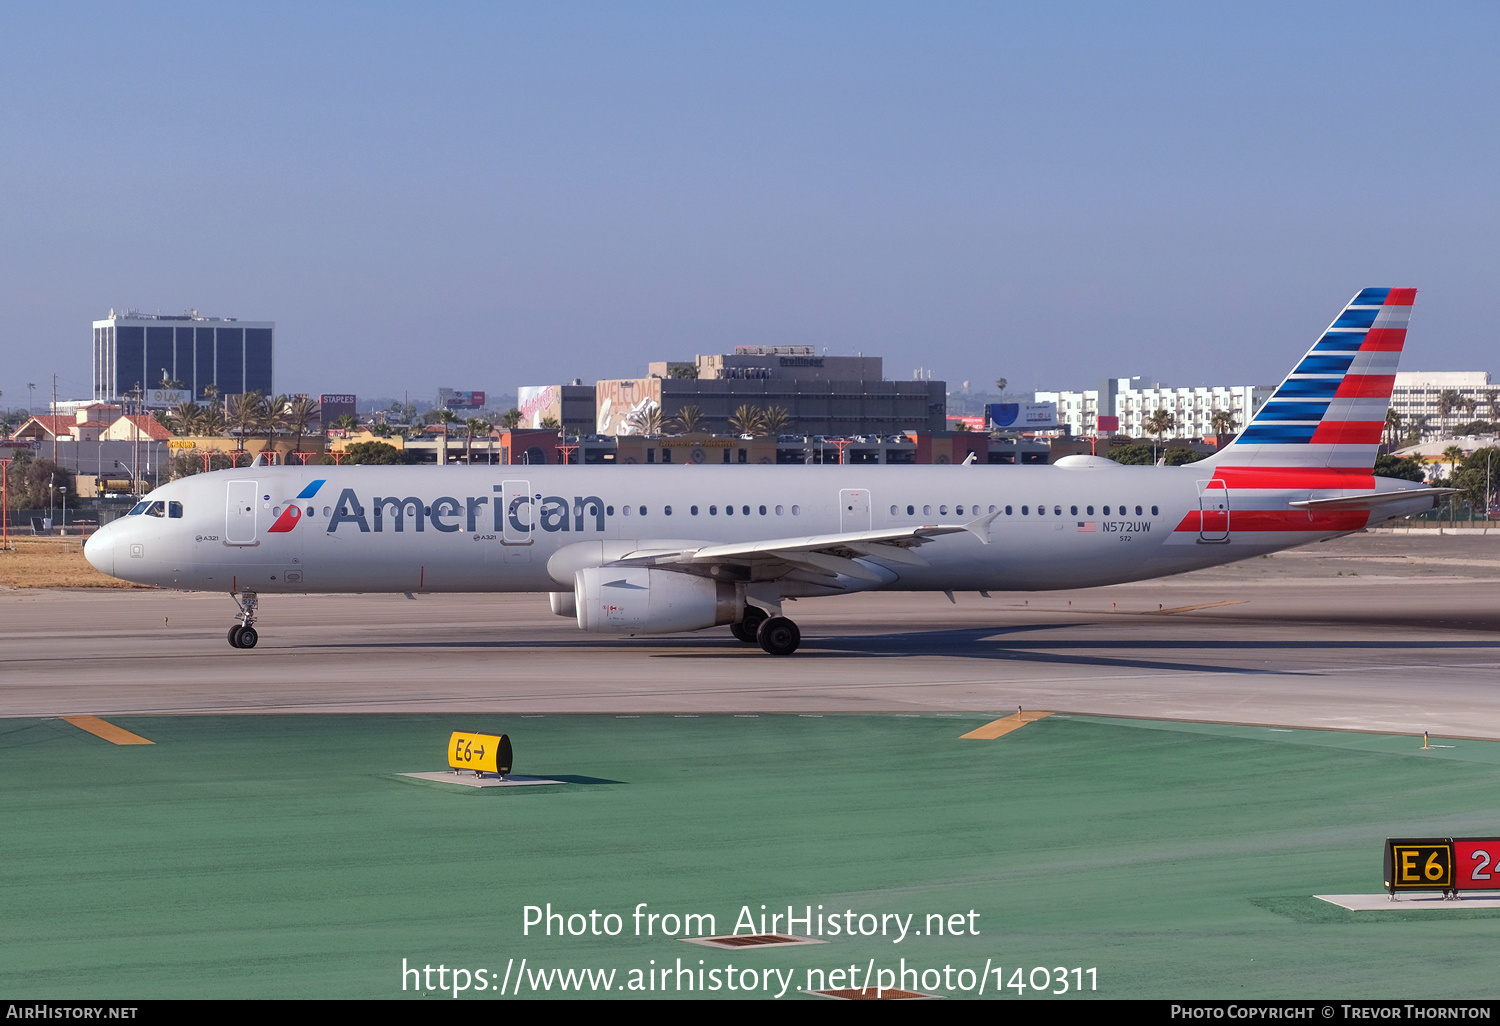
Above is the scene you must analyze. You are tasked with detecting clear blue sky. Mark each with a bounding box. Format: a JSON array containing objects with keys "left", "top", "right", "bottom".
[{"left": 3, "top": 1, "right": 1496, "bottom": 408}]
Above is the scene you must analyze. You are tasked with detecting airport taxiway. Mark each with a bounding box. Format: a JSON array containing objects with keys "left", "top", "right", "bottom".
[{"left": 5, "top": 531, "right": 1499, "bottom": 736}]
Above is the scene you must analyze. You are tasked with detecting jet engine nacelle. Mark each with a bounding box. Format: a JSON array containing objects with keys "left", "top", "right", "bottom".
[
  {"left": 549, "top": 591, "right": 577, "bottom": 618},
  {"left": 574, "top": 566, "right": 740, "bottom": 634}
]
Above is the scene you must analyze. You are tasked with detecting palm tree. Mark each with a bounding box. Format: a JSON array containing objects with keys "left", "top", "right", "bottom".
[
  {"left": 226, "top": 392, "right": 265, "bottom": 452},
  {"left": 761, "top": 406, "right": 792, "bottom": 436},
  {"left": 640, "top": 406, "right": 663, "bottom": 437},
  {"left": 463, "top": 418, "right": 492, "bottom": 464},
  {"left": 1383, "top": 408, "right": 1403, "bottom": 448},
  {"left": 499, "top": 409, "right": 523, "bottom": 431},
  {"left": 1437, "top": 389, "right": 1460, "bottom": 436},
  {"left": 671, "top": 405, "right": 704, "bottom": 434},
  {"left": 1210, "top": 409, "right": 1236, "bottom": 449},
  {"left": 1142, "top": 409, "right": 1175, "bottom": 459},
  {"left": 282, "top": 395, "right": 320, "bottom": 462},
  {"left": 729, "top": 404, "right": 765, "bottom": 436},
  {"left": 1442, "top": 445, "right": 1465, "bottom": 485}
]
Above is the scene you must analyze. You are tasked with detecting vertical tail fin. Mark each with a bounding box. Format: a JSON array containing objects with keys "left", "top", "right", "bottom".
[{"left": 1204, "top": 287, "right": 1415, "bottom": 472}]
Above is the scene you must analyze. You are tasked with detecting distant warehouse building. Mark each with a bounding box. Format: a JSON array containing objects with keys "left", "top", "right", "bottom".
[
  {"left": 590, "top": 346, "right": 945, "bottom": 437},
  {"left": 93, "top": 310, "right": 273, "bottom": 402}
]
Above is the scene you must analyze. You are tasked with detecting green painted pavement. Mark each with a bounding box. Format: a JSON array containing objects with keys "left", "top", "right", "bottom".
[{"left": 1, "top": 713, "right": 1497, "bottom": 999}]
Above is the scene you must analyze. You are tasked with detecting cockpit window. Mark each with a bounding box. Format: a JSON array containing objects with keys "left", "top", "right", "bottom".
[
  {"left": 168, "top": 501, "right": 184, "bottom": 519},
  {"left": 144, "top": 501, "right": 167, "bottom": 518},
  {"left": 128, "top": 501, "right": 151, "bottom": 516}
]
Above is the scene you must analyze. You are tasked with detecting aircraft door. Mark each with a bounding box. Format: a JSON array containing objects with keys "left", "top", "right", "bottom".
[
  {"left": 1197, "top": 479, "right": 1229, "bottom": 543},
  {"left": 225, "top": 480, "right": 258, "bottom": 546},
  {"left": 501, "top": 480, "right": 534, "bottom": 546},
  {"left": 840, "top": 488, "right": 871, "bottom": 532}
]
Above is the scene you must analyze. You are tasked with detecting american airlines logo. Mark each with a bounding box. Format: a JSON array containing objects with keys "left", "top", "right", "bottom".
[
  {"left": 322, "top": 486, "right": 606, "bottom": 535},
  {"left": 268, "top": 480, "right": 327, "bottom": 533}
]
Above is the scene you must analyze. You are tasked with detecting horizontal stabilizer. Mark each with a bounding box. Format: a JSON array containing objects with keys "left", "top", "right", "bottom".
[{"left": 1287, "top": 488, "right": 1457, "bottom": 511}]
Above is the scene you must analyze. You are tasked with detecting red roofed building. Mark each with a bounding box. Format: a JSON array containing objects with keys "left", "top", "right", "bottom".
[{"left": 100, "top": 414, "right": 175, "bottom": 442}]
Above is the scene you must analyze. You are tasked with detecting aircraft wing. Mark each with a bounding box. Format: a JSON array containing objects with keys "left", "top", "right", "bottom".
[{"left": 609, "top": 512, "right": 998, "bottom": 582}]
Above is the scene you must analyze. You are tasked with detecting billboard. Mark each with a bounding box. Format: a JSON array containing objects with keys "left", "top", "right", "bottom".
[
  {"left": 438, "top": 389, "right": 486, "bottom": 409},
  {"left": 319, "top": 394, "right": 357, "bottom": 422},
  {"left": 517, "top": 385, "right": 562, "bottom": 429},
  {"left": 988, "top": 402, "right": 1059, "bottom": 430},
  {"left": 144, "top": 388, "right": 192, "bottom": 409},
  {"left": 596, "top": 378, "right": 662, "bottom": 436}
]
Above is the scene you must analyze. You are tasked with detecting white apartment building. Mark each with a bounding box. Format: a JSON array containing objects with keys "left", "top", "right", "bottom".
[
  {"left": 1390, "top": 372, "right": 1495, "bottom": 436},
  {"left": 1036, "top": 377, "right": 1273, "bottom": 439}
]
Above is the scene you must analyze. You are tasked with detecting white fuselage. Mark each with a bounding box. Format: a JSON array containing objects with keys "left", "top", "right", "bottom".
[{"left": 83, "top": 461, "right": 1433, "bottom": 597}]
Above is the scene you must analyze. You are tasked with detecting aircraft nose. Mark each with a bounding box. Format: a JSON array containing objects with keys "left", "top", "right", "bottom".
[{"left": 84, "top": 526, "right": 115, "bottom": 577}]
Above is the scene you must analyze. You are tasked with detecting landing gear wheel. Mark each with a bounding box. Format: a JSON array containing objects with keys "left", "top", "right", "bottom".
[
  {"left": 228, "top": 625, "right": 244, "bottom": 648},
  {"left": 731, "top": 607, "right": 768, "bottom": 644},
  {"left": 756, "top": 616, "right": 801, "bottom": 656},
  {"left": 236, "top": 626, "right": 258, "bottom": 649}
]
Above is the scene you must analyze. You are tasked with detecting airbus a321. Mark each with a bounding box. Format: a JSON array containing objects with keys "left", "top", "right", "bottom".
[{"left": 85, "top": 288, "right": 1445, "bottom": 655}]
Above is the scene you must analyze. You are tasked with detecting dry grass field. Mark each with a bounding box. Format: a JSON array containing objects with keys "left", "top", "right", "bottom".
[{"left": 0, "top": 536, "right": 152, "bottom": 589}]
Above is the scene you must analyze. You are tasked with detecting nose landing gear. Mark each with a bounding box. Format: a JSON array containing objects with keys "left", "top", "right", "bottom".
[{"left": 228, "top": 591, "right": 259, "bottom": 649}]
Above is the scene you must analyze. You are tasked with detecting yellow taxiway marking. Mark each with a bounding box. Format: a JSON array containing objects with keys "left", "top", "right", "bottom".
[
  {"left": 1147, "top": 600, "right": 1247, "bottom": 615},
  {"left": 960, "top": 711, "right": 1053, "bottom": 740},
  {"left": 62, "top": 716, "right": 154, "bottom": 746}
]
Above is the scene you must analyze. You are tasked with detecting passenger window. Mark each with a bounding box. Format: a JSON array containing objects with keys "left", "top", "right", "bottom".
[
  {"left": 775, "top": 505, "right": 784, "bottom": 515},
  {"left": 1022, "top": 506, "right": 1029, "bottom": 515},
  {"left": 940, "top": 505, "right": 948, "bottom": 515},
  {"left": 1054, "top": 506, "right": 1062, "bottom": 516},
  {"left": 1005, "top": 505, "right": 1012, "bottom": 515},
  {"left": 691, "top": 505, "right": 699, "bottom": 515},
  {"left": 742, "top": 505, "right": 750, "bottom": 515},
  {"left": 923, "top": 505, "right": 931, "bottom": 516},
  {"left": 1151, "top": 505, "right": 1159, "bottom": 515},
  {"left": 791, "top": 505, "right": 800, "bottom": 515},
  {"left": 1135, "top": 505, "right": 1142, "bottom": 516},
  {"left": 665, "top": 505, "right": 673, "bottom": 516},
  {"left": 1070, "top": 505, "right": 1077, "bottom": 516},
  {"left": 623, "top": 505, "right": 632, "bottom": 516},
  {"left": 759, "top": 505, "right": 766, "bottom": 515},
  {"left": 989, "top": 505, "right": 996, "bottom": 514},
  {"left": 726, "top": 505, "right": 734, "bottom": 515},
  {"left": 710, "top": 505, "right": 718, "bottom": 515},
  {"left": 1038, "top": 505, "right": 1045, "bottom": 516},
  {"left": 606, "top": 505, "right": 615, "bottom": 516},
  {"left": 890, "top": 505, "right": 898, "bottom": 516},
  {"left": 1087, "top": 506, "right": 1094, "bottom": 515},
  {"left": 640, "top": 506, "right": 647, "bottom": 516},
  {"left": 907, "top": 505, "right": 914, "bottom": 515},
  {"left": 955, "top": 505, "right": 964, "bottom": 516},
  {"left": 1103, "top": 505, "right": 1110, "bottom": 515}
]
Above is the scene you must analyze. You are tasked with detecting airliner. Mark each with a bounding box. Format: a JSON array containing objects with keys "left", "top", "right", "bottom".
[{"left": 84, "top": 288, "right": 1444, "bottom": 655}]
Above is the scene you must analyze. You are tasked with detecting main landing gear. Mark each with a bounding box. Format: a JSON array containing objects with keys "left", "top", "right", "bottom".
[
  {"left": 730, "top": 607, "right": 801, "bottom": 656},
  {"left": 228, "top": 591, "right": 259, "bottom": 649}
]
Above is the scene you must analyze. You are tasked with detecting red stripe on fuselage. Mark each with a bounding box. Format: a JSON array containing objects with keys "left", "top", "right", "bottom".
[
  {"left": 1210, "top": 467, "right": 1376, "bottom": 490},
  {"left": 1335, "top": 374, "right": 1395, "bottom": 398},
  {"left": 1172, "top": 509, "right": 1371, "bottom": 533},
  {"left": 1361, "top": 328, "right": 1406, "bottom": 351}
]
